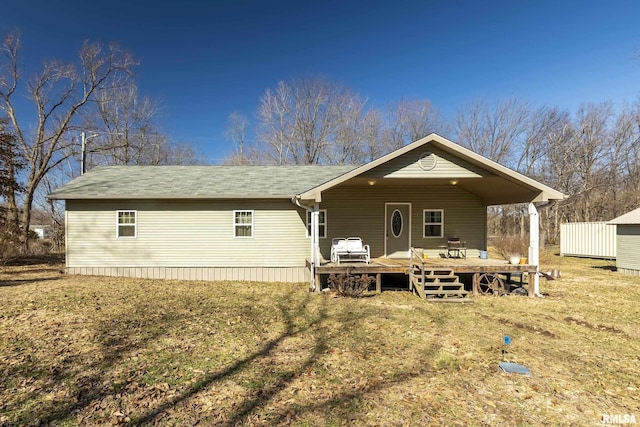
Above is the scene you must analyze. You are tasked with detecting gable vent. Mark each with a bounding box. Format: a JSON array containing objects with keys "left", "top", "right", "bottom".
[{"left": 418, "top": 152, "right": 437, "bottom": 171}]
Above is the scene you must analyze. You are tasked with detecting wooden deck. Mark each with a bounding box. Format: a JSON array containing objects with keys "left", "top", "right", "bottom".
[{"left": 308, "top": 256, "right": 537, "bottom": 297}]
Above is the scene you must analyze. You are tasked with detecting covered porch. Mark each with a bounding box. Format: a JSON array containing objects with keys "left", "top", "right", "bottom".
[{"left": 295, "top": 134, "right": 566, "bottom": 297}]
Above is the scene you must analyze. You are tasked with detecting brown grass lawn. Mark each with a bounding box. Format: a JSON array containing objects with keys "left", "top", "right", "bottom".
[{"left": 1, "top": 251, "right": 639, "bottom": 426}]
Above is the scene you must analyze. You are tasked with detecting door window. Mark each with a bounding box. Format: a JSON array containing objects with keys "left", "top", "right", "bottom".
[{"left": 391, "top": 209, "right": 403, "bottom": 237}]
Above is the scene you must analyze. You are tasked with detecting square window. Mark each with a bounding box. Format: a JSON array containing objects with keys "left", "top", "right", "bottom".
[
  {"left": 423, "top": 209, "right": 443, "bottom": 238},
  {"left": 306, "top": 210, "right": 327, "bottom": 238},
  {"left": 117, "top": 210, "right": 136, "bottom": 238},
  {"left": 234, "top": 210, "right": 253, "bottom": 238}
]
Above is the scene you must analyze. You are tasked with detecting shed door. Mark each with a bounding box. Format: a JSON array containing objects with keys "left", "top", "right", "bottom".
[{"left": 385, "top": 203, "right": 411, "bottom": 258}]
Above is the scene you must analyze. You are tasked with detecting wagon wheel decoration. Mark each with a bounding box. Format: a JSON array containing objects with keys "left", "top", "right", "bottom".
[{"left": 476, "top": 273, "right": 506, "bottom": 295}]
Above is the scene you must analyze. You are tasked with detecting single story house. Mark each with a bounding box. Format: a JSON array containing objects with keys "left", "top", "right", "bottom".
[
  {"left": 607, "top": 207, "right": 640, "bottom": 276},
  {"left": 47, "top": 133, "right": 565, "bottom": 292}
]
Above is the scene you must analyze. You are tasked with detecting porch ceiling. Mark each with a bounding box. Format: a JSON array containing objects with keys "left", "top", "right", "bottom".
[{"left": 337, "top": 176, "right": 545, "bottom": 206}]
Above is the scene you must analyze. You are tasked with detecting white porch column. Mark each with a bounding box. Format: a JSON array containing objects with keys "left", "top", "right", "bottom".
[
  {"left": 312, "top": 204, "right": 321, "bottom": 266},
  {"left": 311, "top": 205, "right": 321, "bottom": 291},
  {"left": 528, "top": 203, "right": 541, "bottom": 297}
]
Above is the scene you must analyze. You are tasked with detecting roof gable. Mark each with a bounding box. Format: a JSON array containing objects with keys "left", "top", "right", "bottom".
[
  {"left": 364, "top": 144, "right": 488, "bottom": 179},
  {"left": 298, "top": 133, "right": 566, "bottom": 205}
]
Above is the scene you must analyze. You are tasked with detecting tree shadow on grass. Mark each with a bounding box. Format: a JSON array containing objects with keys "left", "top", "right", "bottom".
[
  {"left": 267, "top": 367, "right": 429, "bottom": 425},
  {"left": 3, "top": 255, "right": 64, "bottom": 266},
  {"left": 5, "top": 291, "right": 325, "bottom": 426},
  {"left": 222, "top": 298, "right": 441, "bottom": 426},
  {"left": 3, "top": 288, "right": 442, "bottom": 426},
  {"left": 1, "top": 266, "right": 64, "bottom": 275},
  {"left": 591, "top": 264, "right": 616, "bottom": 272},
  {"left": 0, "top": 276, "right": 63, "bottom": 287},
  {"left": 131, "top": 294, "right": 442, "bottom": 426},
  {"left": 2, "top": 298, "right": 183, "bottom": 426},
  {"left": 130, "top": 294, "right": 329, "bottom": 425}
]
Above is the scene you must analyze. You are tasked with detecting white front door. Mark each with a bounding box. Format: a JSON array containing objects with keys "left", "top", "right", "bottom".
[{"left": 385, "top": 203, "right": 411, "bottom": 258}]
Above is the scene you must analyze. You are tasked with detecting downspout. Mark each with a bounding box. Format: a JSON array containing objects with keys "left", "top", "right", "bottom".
[
  {"left": 292, "top": 195, "right": 319, "bottom": 292},
  {"left": 528, "top": 202, "right": 542, "bottom": 297}
]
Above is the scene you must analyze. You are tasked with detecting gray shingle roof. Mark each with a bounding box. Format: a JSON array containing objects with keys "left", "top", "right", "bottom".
[
  {"left": 47, "top": 165, "right": 357, "bottom": 200},
  {"left": 608, "top": 207, "right": 640, "bottom": 225}
]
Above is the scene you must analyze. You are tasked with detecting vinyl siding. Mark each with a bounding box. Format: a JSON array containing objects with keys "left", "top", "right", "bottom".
[
  {"left": 616, "top": 225, "right": 640, "bottom": 274},
  {"left": 364, "top": 146, "right": 488, "bottom": 179},
  {"left": 65, "top": 266, "right": 309, "bottom": 282},
  {"left": 65, "top": 185, "right": 487, "bottom": 275},
  {"left": 66, "top": 199, "right": 310, "bottom": 268},
  {"left": 319, "top": 185, "right": 486, "bottom": 259}
]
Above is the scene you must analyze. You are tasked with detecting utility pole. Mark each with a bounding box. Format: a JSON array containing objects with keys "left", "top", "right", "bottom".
[
  {"left": 81, "top": 132, "right": 86, "bottom": 174},
  {"left": 81, "top": 132, "right": 99, "bottom": 174}
]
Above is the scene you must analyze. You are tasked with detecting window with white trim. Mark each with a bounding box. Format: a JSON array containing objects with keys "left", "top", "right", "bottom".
[
  {"left": 117, "top": 210, "right": 137, "bottom": 238},
  {"left": 306, "top": 210, "right": 327, "bottom": 238},
  {"left": 423, "top": 209, "right": 443, "bottom": 238},
  {"left": 234, "top": 210, "right": 253, "bottom": 238}
]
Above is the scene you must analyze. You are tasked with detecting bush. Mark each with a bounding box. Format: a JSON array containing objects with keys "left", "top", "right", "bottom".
[
  {"left": 0, "top": 227, "right": 60, "bottom": 264},
  {"left": 327, "top": 273, "right": 375, "bottom": 297},
  {"left": 0, "top": 230, "right": 21, "bottom": 264},
  {"left": 491, "top": 235, "right": 530, "bottom": 260},
  {"left": 28, "top": 238, "right": 54, "bottom": 256}
]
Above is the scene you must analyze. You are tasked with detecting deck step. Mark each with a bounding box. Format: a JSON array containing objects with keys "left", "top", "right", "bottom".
[
  {"left": 415, "top": 276, "right": 460, "bottom": 283},
  {"left": 425, "top": 297, "right": 474, "bottom": 303},
  {"left": 424, "top": 283, "right": 466, "bottom": 290},
  {"left": 410, "top": 261, "right": 469, "bottom": 300},
  {"left": 424, "top": 285, "right": 467, "bottom": 292},
  {"left": 411, "top": 269, "right": 455, "bottom": 276},
  {"left": 412, "top": 277, "right": 462, "bottom": 284},
  {"left": 424, "top": 289, "right": 468, "bottom": 295}
]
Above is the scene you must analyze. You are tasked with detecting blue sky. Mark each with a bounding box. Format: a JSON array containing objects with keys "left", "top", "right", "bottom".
[{"left": 2, "top": 0, "right": 639, "bottom": 163}]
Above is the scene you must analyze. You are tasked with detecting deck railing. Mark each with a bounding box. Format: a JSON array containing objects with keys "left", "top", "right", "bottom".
[{"left": 409, "top": 247, "right": 425, "bottom": 298}]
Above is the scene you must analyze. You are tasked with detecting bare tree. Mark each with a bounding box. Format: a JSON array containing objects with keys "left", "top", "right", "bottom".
[
  {"left": 0, "top": 117, "right": 23, "bottom": 244},
  {"left": 523, "top": 101, "right": 640, "bottom": 241},
  {"left": 601, "top": 102, "right": 640, "bottom": 217},
  {"left": 382, "top": 99, "right": 446, "bottom": 151},
  {"left": 291, "top": 77, "right": 337, "bottom": 164},
  {"left": 256, "top": 81, "right": 292, "bottom": 164},
  {"left": 243, "top": 81, "right": 446, "bottom": 166},
  {"left": 255, "top": 77, "right": 374, "bottom": 165},
  {"left": 453, "top": 97, "right": 530, "bottom": 166},
  {"left": 326, "top": 96, "right": 377, "bottom": 165},
  {"left": 517, "top": 106, "right": 568, "bottom": 176},
  {"left": 452, "top": 98, "right": 532, "bottom": 238},
  {"left": 0, "top": 32, "right": 136, "bottom": 249},
  {"left": 359, "top": 109, "right": 384, "bottom": 162},
  {"left": 81, "top": 83, "right": 203, "bottom": 167},
  {"left": 224, "top": 111, "right": 250, "bottom": 165},
  {"left": 615, "top": 101, "right": 640, "bottom": 212},
  {"left": 90, "top": 84, "right": 158, "bottom": 165},
  {"left": 566, "top": 102, "right": 614, "bottom": 221}
]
